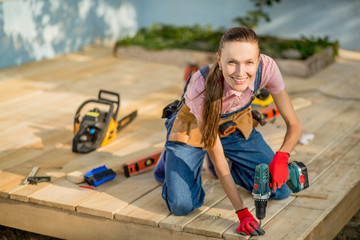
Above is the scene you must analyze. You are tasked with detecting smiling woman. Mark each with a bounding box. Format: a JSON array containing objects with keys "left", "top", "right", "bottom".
[{"left": 153, "top": 26, "right": 302, "bottom": 237}]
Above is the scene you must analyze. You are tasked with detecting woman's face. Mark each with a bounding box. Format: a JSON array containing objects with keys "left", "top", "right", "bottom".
[{"left": 217, "top": 41, "right": 260, "bottom": 92}]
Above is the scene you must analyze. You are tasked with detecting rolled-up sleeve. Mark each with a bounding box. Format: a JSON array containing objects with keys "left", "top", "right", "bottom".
[{"left": 260, "top": 54, "right": 285, "bottom": 94}]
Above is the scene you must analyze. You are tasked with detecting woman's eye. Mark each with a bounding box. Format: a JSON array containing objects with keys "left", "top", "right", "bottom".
[{"left": 247, "top": 61, "right": 254, "bottom": 64}]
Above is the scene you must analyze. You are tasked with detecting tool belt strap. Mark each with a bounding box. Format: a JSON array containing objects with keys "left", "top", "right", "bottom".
[{"left": 168, "top": 104, "right": 254, "bottom": 148}]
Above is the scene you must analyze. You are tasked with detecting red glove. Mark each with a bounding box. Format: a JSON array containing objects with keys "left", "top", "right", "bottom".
[
  {"left": 236, "top": 208, "right": 265, "bottom": 236},
  {"left": 269, "top": 151, "right": 289, "bottom": 191}
]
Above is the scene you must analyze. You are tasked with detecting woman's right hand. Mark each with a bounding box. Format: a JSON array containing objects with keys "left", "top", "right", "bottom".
[{"left": 236, "top": 208, "right": 265, "bottom": 236}]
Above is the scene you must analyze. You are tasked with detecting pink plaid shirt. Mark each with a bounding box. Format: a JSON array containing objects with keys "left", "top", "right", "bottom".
[{"left": 184, "top": 54, "right": 284, "bottom": 121}]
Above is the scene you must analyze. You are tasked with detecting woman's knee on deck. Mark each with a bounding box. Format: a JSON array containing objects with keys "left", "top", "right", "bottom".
[
  {"left": 165, "top": 194, "right": 196, "bottom": 216},
  {"left": 270, "top": 183, "right": 292, "bottom": 200}
]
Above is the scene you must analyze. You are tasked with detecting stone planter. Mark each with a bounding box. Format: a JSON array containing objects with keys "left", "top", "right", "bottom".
[
  {"left": 114, "top": 45, "right": 335, "bottom": 78},
  {"left": 274, "top": 46, "right": 335, "bottom": 78},
  {"left": 114, "top": 46, "right": 217, "bottom": 68}
]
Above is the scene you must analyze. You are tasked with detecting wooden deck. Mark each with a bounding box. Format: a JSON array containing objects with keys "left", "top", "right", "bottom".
[{"left": 0, "top": 46, "right": 359, "bottom": 240}]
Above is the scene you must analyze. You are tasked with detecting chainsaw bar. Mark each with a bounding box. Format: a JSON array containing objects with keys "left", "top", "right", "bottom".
[{"left": 117, "top": 110, "right": 138, "bottom": 132}]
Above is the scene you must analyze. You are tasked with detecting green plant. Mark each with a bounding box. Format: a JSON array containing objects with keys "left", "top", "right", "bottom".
[
  {"left": 116, "top": 23, "right": 224, "bottom": 52},
  {"left": 260, "top": 35, "right": 339, "bottom": 59},
  {"left": 115, "top": 24, "right": 338, "bottom": 60},
  {"left": 233, "top": 0, "right": 282, "bottom": 28}
]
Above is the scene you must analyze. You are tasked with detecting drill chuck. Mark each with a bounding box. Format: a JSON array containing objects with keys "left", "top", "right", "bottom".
[{"left": 254, "top": 198, "right": 268, "bottom": 220}]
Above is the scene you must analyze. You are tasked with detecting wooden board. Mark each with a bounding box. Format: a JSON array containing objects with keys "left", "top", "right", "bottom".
[
  {"left": 114, "top": 186, "right": 170, "bottom": 227},
  {"left": 251, "top": 141, "right": 360, "bottom": 240},
  {"left": 0, "top": 46, "right": 359, "bottom": 240},
  {"left": 183, "top": 187, "right": 253, "bottom": 238},
  {"left": 76, "top": 172, "right": 160, "bottom": 219},
  {"left": 159, "top": 180, "right": 227, "bottom": 231},
  {"left": 29, "top": 179, "right": 99, "bottom": 211},
  {"left": 0, "top": 197, "right": 220, "bottom": 240}
]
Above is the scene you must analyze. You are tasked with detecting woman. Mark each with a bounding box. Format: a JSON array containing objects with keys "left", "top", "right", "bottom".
[{"left": 154, "top": 26, "right": 301, "bottom": 236}]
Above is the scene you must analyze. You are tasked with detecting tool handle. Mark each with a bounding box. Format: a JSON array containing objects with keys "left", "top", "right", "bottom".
[{"left": 98, "top": 90, "right": 120, "bottom": 120}]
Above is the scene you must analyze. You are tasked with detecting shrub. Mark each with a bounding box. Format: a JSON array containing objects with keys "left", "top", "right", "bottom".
[{"left": 115, "top": 24, "right": 338, "bottom": 60}]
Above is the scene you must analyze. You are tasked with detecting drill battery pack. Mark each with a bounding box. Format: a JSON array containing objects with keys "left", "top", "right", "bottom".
[
  {"left": 84, "top": 165, "right": 116, "bottom": 187},
  {"left": 287, "top": 161, "right": 309, "bottom": 193}
]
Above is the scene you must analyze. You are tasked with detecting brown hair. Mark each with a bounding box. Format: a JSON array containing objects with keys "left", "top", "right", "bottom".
[{"left": 201, "top": 26, "right": 260, "bottom": 148}]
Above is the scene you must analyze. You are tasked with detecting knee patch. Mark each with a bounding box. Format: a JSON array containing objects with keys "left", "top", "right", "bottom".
[{"left": 270, "top": 184, "right": 292, "bottom": 200}]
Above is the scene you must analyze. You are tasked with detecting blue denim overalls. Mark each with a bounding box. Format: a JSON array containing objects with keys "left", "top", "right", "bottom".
[{"left": 158, "top": 62, "right": 291, "bottom": 216}]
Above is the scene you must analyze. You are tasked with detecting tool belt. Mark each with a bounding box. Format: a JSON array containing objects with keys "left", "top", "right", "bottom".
[{"left": 168, "top": 104, "right": 254, "bottom": 148}]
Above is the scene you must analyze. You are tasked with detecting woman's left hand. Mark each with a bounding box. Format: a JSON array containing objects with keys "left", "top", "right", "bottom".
[{"left": 268, "top": 151, "right": 289, "bottom": 191}]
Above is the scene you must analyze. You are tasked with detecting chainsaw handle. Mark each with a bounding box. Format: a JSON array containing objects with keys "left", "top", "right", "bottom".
[
  {"left": 98, "top": 90, "right": 120, "bottom": 119},
  {"left": 73, "top": 99, "right": 114, "bottom": 126}
]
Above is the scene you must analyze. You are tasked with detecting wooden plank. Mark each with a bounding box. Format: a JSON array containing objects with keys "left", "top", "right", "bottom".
[
  {"left": 294, "top": 101, "right": 360, "bottom": 168},
  {"left": 222, "top": 105, "right": 360, "bottom": 239},
  {"left": 114, "top": 186, "right": 170, "bottom": 227},
  {"left": 183, "top": 188, "right": 253, "bottom": 238},
  {"left": 159, "top": 180, "right": 227, "bottom": 231},
  {"left": 223, "top": 115, "right": 360, "bottom": 239},
  {"left": 76, "top": 172, "right": 160, "bottom": 219},
  {"left": 295, "top": 71, "right": 359, "bottom": 134},
  {"left": 0, "top": 91, "right": 73, "bottom": 123},
  {"left": 29, "top": 179, "right": 99, "bottom": 211},
  {"left": 0, "top": 171, "right": 24, "bottom": 198},
  {"left": 303, "top": 181, "right": 360, "bottom": 240},
  {"left": 223, "top": 196, "right": 296, "bottom": 240},
  {"left": 250, "top": 139, "right": 360, "bottom": 240},
  {"left": 2, "top": 138, "right": 76, "bottom": 201},
  {"left": 0, "top": 197, "right": 220, "bottom": 240},
  {"left": 0, "top": 129, "right": 73, "bottom": 171}
]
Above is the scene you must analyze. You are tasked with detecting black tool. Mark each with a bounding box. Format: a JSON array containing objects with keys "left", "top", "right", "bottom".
[{"left": 27, "top": 176, "right": 51, "bottom": 185}]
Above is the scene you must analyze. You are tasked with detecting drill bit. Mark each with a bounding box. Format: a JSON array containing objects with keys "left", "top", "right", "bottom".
[{"left": 260, "top": 220, "right": 262, "bottom": 228}]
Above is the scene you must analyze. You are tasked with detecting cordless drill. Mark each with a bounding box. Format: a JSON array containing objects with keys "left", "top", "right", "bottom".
[{"left": 252, "top": 161, "right": 309, "bottom": 226}]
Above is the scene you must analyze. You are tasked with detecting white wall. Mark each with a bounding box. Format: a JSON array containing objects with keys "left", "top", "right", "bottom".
[{"left": 0, "top": 0, "right": 139, "bottom": 69}]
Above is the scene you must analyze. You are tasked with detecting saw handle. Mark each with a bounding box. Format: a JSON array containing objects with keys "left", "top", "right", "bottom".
[
  {"left": 98, "top": 90, "right": 120, "bottom": 120},
  {"left": 73, "top": 99, "right": 114, "bottom": 129}
]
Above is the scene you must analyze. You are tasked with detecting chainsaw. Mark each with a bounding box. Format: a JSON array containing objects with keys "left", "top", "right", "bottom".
[{"left": 72, "top": 90, "right": 137, "bottom": 153}]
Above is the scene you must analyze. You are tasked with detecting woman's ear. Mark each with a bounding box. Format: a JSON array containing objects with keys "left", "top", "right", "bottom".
[{"left": 216, "top": 53, "right": 221, "bottom": 69}]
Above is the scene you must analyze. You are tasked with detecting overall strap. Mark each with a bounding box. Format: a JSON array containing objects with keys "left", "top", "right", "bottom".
[{"left": 178, "top": 65, "right": 210, "bottom": 110}]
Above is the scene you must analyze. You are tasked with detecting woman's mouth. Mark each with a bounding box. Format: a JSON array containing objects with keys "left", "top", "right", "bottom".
[{"left": 232, "top": 77, "right": 248, "bottom": 84}]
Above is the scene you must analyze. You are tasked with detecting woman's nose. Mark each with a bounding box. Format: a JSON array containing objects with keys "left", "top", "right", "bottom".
[{"left": 235, "top": 64, "right": 245, "bottom": 76}]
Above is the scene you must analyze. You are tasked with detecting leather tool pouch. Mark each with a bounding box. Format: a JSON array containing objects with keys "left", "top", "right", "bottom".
[
  {"left": 168, "top": 104, "right": 203, "bottom": 148},
  {"left": 168, "top": 105, "right": 254, "bottom": 148}
]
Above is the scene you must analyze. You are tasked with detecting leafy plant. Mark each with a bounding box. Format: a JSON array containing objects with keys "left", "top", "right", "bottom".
[
  {"left": 115, "top": 24, "right": 338, "bottom": 60},
  {"left": 116, "top": 23, "right": 224, "bottom": 52},
  {"left": 233, "top": 0, "right": 282, "bottom": 28}
]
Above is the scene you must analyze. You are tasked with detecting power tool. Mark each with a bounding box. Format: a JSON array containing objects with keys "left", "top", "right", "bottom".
[
  {"left": 72, "top": 90, "right": 137, "bottom": 153},
  {"left": 184, "top": 64, "right": 200, "bottom": 83},
  {"left": 252, "top": 161, "right": 309, "bottom": 226}
]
